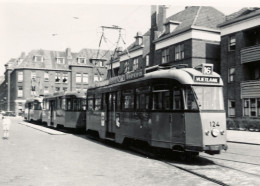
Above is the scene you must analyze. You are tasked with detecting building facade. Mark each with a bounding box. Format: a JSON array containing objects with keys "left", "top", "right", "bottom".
[
  {"left": 219, "top": 8, "right": 260, "bottom": 120},
  {"left": 108, "top": 6, "right": 225, "bottom": 77},
  {"left": 1, "top": 48, "right": 110, "bottom": 115}
]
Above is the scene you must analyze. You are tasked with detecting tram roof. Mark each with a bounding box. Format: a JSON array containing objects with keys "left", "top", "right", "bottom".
[
  {"left": 43, "top": 91, "right": 86, "bottom": 99},
  {"left": 25, "top": 97, "right": 43, "bottom": 103},
  {"left": 90, "top": 66, "right": 223, "bottom": 90}
]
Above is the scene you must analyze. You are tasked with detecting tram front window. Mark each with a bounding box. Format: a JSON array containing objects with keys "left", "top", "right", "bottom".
[{"left": 192, "top": 86, "right": 224, "bottom": 110}]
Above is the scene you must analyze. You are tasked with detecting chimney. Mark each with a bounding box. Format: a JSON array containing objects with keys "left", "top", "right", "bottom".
[
  {"left": 150, "top": 5, "right": 166, "bottom": 67},
  {"left": 135, "top": 32, "right": 143, "bottom": 46},
  {"left": 158, "top": 5, "right": 166, "bottom": 32},
  {"left": 66, "top": 48, "right": 72, "bottom": 59}
]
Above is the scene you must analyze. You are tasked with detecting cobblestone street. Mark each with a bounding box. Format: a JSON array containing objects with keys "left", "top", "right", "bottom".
[{"left": 0, "top": 117, "right": 216, "bottom": 186}]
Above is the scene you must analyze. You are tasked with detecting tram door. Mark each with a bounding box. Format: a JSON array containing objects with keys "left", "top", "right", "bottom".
[
  {"left": 171, "top": 87, "right": 185, "bottom": 144},
  {"left": 50, "top": 100, "right": 55, "bottom": 125},
  {"left": 105, "top": 92, "right": 116, "bottom": 135}
]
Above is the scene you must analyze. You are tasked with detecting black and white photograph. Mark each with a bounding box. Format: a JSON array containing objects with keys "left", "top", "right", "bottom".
[{"left": 0, "top": 0, "right": 260, "bottom": 185}]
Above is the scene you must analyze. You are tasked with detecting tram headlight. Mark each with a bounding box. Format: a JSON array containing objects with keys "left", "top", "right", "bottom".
[
  {"left": 211, "top": 129, "right": 220, "bottom": 137},
  {"left": 220, "top": 130, "right": 225, "bottom": 135},
  {"left": 205, "top": 130, "right": 210, "bottom": 135}
]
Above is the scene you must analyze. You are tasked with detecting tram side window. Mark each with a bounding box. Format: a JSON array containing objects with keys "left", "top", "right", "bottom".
[
  {"left": 67, "top": 99, "right": 72, "bottom": 110},
  {"left": 117, "top": 91, "right": 121, "bottom": 110},
  {"left": 82, "top": 99, "right": 86, "bottom": 111},
  {"left": 122, "top": 90, "right": 134, "bottom": 110},
  {"left": 136, "top": 86, "right": 151, "bottom": 110},
  {"left": 72, "top": 99, "right": 78, "bottom": 111},
  {"left": 62, "top": 98, "right": 66, "bottom": 110},
  {"left": 173, "top": 87, "right": 183, "bottom": 110},
  {"left": 152, "top": 91, "right": 170, "bottom": 110},
  {"left": 87, "top": 97, "right": 94, "bottom": 110},
  {"left": 95, "top": 97, "right": 101, "bottom": 111},
  {"left": 108, "top": 93, "right": 117, "bottom": 111},
  {"left": 184, "top": 87, "right": 198, "bottom": 110}
]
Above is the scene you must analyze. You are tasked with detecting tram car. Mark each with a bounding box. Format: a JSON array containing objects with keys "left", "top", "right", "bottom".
[
  {"left": 42, "top": 91, "right": 86, "bottom": 130},
  {"left": 86, "top": 64, "right": 227, "bottom": 155},
  {"left": 24, "top": 97, "right": 43, "bottom": 123}
]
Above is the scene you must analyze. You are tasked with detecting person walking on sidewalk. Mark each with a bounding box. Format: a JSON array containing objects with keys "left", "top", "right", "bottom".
[{"left": 2, "top": 114, "right": 11, "bottom": 140}]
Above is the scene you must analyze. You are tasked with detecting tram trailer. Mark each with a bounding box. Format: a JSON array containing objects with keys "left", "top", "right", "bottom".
[
  {"left": 24, "top": 97, "right": 43, "bottom": 123},
  {"left": 86, "top": 64, "right": 228, "bottom": 155},
  {"left": 42, "top": 91, "right": 86, "bottom": 130}
]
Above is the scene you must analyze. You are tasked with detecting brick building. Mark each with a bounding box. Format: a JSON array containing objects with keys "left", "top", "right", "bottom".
[
  {"left": 109, "top": 6, "right": 225, "bottom": 77},
  {"left": 219, "top": 8, "right": 260, "bottom": 120},
  {"left": 1, "top": 48, "right": 111, "bottom": 115}
]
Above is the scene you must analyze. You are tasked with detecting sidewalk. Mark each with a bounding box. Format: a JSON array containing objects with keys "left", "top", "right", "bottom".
[
  {"left": 227, "top": 130, "right": 260, "bottom": 145},
  {"left": 19, "top": 120, "right": 260, "bottom": 145}
]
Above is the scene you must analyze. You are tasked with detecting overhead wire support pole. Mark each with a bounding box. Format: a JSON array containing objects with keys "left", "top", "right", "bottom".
[{"left": 96, "top": 25, "right": 124, "bottom": 79}]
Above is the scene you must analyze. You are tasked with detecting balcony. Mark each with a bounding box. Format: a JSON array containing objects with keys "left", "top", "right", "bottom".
[
  {"left": 241, "top": 44, "right": 260, "bottom": 64},
  {"left": 241, "top": 80, "right": 260, "bottom": 98}
]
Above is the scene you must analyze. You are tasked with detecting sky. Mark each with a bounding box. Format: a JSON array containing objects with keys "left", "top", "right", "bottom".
[{"left": 1, "top": 0, "right": 260, "bottom": 76}]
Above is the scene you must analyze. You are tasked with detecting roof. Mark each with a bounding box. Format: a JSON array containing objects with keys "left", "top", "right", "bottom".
[
  {"left": 155, "top": 6, "right": 225, "bottom": 42},
  {"left": 16, "top": 48, "right": 112, "bottom": 70},
  {"left": 218, "top": 7, "right": 260, "bottom": 27}
]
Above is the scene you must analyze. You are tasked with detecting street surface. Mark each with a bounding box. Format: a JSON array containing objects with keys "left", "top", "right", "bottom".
[{"left": 1, "top": 117, "right": 260, "bottom": 186}]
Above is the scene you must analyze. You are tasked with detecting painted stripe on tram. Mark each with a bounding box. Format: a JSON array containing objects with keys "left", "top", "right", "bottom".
[{"left": 19, "top": 122, "right": 68, "bottom": 135}]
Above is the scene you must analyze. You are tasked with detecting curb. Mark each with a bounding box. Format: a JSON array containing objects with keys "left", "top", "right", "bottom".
[
  {"left": 227, "top": 141, "right": 260, "bottom": 146},
  {"left": 18, "top": 122, "right": 68, "bottom": 135}
]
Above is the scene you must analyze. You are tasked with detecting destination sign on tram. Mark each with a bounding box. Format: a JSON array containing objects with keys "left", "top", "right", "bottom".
[{"left": 194, "top": 76, "right": 220, "bottom": 83}]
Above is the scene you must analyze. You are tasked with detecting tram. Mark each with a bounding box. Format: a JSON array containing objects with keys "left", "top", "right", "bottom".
[
  {"left": 86, "top": 64, "right": 227, "bottom": 155},
  {"left": 24, "top": 97, "right": 43, "bottom": 123},
  {"left": 42, "top": 91, "right": 86, "bottom": 130}
]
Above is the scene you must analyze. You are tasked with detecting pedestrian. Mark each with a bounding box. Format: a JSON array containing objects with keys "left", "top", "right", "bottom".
[{"left": 2, "top": 114, "right": 11, "bottom": 140}]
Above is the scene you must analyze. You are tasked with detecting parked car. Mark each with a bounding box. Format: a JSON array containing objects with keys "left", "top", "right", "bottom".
[{"left": 4, "top": 111, "right": 16, "bottom": 117}]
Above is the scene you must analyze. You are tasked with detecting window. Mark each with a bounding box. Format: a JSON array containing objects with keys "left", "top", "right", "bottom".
[
  {"left": 55, "top": 73, "right": 61, "bottom": 83},
  {"left": 55, "top": 87, "right": 60, "bottom": 92},
  {"left": 62, "top": 99, "right": 66, "bottom": 110},
  {"left": 82, "top": 99, "right": 87, "bottom": 111},
  {"left": 152, "top": 85, "right": 170, "bottom": 110},
  {"left": 44, "top": 87, "right": 49, "bottom": 94},
  {"left": 83, "top": 73, "right": 88, "bottom": 84},
  {"left": 184, "top": 87, "right": 198, "bottom": 110},
  {"left": 243, "top": 98, "right": 260, "bottom": 117},
  {"left": 124, "top": 61, "right": 129, "bottom": 73},
  {"left": 229, "top": 35, "right": 236, "bottom": 51},
  {"left": 228, "top": 100, "right": 235, "bottom": 117},
  {"left": 122, "top": 90, "right": 134, "bottom": 109},
  {"left": 18, "top": 86, "right": 23, "bottom": 97},
  {"left": 63, "top": 73, "right": 68, "bottom": 83},
  {"left": 77, "top": 58, "right": 86, "bottom": 64},
  {"left": 95, "top": 97, "right": 101, "bottom": 110},
  {"left": 34, "top": 55, "right": 43, "bottom": 62},
  {"left": 192, "top": 86, "right": 224, "bottom": 110},
  {"left": 175, "top": 43, "right": 184, "bottom": 60},
  {"left": 44, "top": 72, "right": 49, "bottom": 81},
  {"left": 63, "top": 87, "right": 67, "bottom": 92},
  {"left": 133, "top": 58, "right": 138, "bottom": 71},
  {"left": 56, "top": 57, "right": 65, "bottom": 64},
  {"left": 87, "top": 96, "right": 93, "bottom": 110},
  {"left": 136, "top": 87, "right": 150, "bottom": 110},
  {"left": 173, "top": 87, "right": 183, "bottom": 110},
  {"left": 94, "top": 74, "right": 99, "bottom": 82},
  {"left": 146, "top": 55, "right": 149, "bottom": 67},
  {"left": 228, "top": 67, "right": 235, "bottom": 82},
  {"left": 31, "top": 86, "right": 36, "bottom": 96},
  {"left": 76, "top": 73, "right": 82, "bottom": 83},
  {"left": 31, "top": 71, "right": 36, "bottom": 80},
  {"left": 162, "top": 48, "right": 169, "bottom": 64},
  {"left": 18, "top": 71, "right": 23, "bottom": 82}
]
